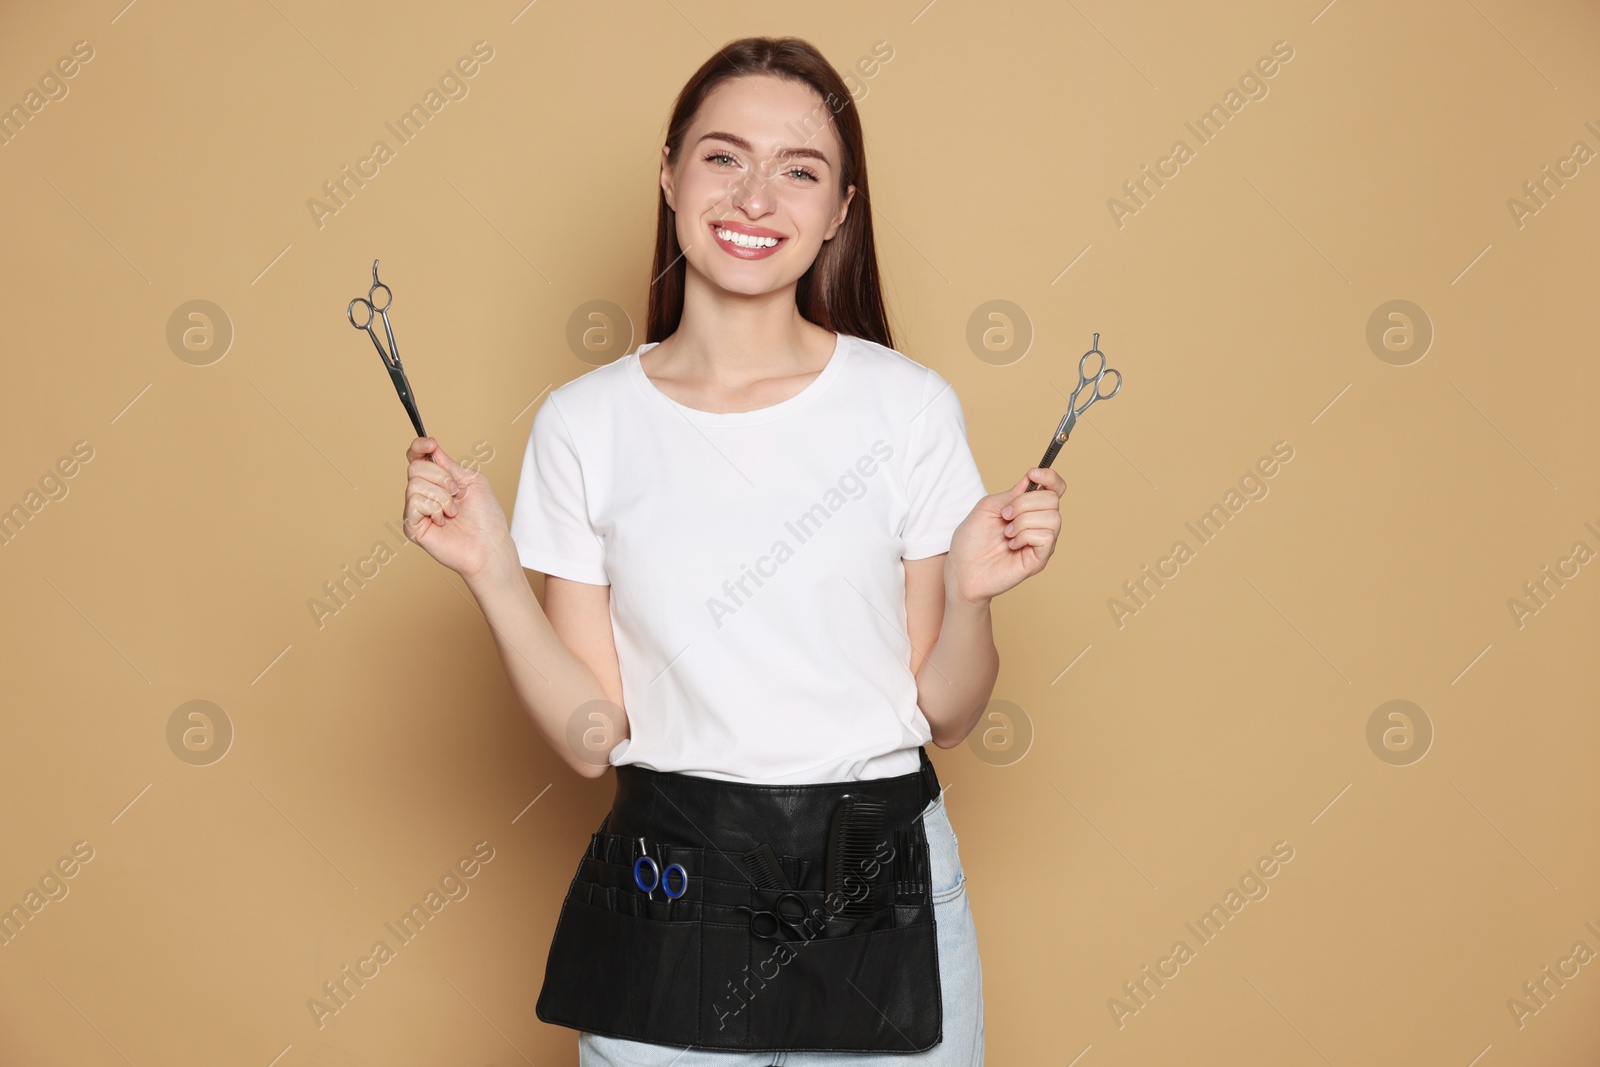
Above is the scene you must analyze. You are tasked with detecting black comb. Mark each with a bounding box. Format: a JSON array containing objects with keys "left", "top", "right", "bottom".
[
  {"left": 741, "top": 843, "right": 791, "bottom": 889},
  {"left": 825, "top": 794, "right": 888, "bottom": 920}
]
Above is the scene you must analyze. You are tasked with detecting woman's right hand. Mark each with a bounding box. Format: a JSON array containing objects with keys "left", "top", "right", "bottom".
[{"left": 402, "top": 437, "right": 510, "bottom": 579}]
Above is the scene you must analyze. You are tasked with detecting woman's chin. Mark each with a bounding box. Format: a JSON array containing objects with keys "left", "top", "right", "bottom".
[{"left": 691, "top": 263, "right": 798, "bottom": 299}]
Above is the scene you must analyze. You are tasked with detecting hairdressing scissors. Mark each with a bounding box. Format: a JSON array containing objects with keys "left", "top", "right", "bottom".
[
  {"left": 346, "top": 259, "right": 431, "bottom": 456},
  {"left": 735, "top": 892, "right": 817, "bottom": 943},
  {"left": 1026, "top": 332, "right": 1122, "bottom": 491},
  {"left": 633, "top": 837, "right": 688, "bottom": 900}
]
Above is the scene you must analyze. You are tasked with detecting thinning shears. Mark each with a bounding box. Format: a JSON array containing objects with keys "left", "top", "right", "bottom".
[
  {"left": 346, "top": 259, "right": 431, "bottom": 455},
  {"left": 1026, "top": 332, "right": 1122, "bottom": 491}
]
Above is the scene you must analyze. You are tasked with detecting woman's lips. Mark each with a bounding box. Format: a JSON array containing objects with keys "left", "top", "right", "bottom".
[{"left": 707, "top": 221, "right": 787, "bottom": 260}]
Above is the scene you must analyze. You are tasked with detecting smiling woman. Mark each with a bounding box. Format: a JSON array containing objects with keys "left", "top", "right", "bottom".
[
  {"left": 644, "top": 57, "right": 882, "bottom": 351},
  {"left": 396, "top": 33, "right": 1067, "bottom": 1067}
]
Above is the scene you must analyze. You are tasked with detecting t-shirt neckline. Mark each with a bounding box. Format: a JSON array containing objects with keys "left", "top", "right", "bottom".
[{"left": 626, "top": 331, "right": 851, "bottom": 427}]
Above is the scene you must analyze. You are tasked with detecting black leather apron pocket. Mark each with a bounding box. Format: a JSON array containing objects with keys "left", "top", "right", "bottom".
[
  {"left": 698, "top": 919, "right": 753, "bottom": 1045},
  {"left": 701, "top": 917, "right": 942, "bottom": 1051},
  {"left": 535, "top": 894, "right": 701, "bottom": 1046}
]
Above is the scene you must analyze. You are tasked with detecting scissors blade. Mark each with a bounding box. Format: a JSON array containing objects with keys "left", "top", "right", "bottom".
[
  {"left": 361, "top": 323, "right": 392, "bottom": 365},
  {"left": 387, "top": 364, "right": 427, "bottom": 438},
  {"left": 377, "top": 306, "right": 402, "bottom": 370}
]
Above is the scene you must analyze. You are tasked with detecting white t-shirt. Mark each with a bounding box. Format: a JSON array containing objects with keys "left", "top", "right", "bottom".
[{"left": 508, "top": 331, "right": 988, "bottom": 784}]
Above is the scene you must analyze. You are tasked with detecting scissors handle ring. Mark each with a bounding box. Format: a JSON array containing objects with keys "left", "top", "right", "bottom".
[
  {"left": 347, "top": 296, "right": 374, "bottom": 330},
  {"left": 1095, "top": 367, "right": 1123, "bottom": 401},
  {"left": 633, "top": 855, "right": 661, "bottom": 894},
  {"left": 735, "top": 892, "right": 812, "bottom": 940},
  {"left": 366, "top": 282, "right": 392, "bottom": 313},
  {"left": 736, "top": 904, "right": 782, "bottom": 940},
  {"left": 773, "top": 892, "right": 809, "bottom": 924},
  {"left": 662, "top": 863, "right": 688, "bottom": 899},
  {"left": 1079, "top": 345, "right": 1107, "bottom": 382}
]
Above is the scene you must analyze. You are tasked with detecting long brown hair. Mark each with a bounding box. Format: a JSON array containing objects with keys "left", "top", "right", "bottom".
[{"left": 645, "top": 37, "right": 893, "bottom": 350}]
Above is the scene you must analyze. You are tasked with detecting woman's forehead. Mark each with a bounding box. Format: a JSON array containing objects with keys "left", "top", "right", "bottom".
[{"left": 692, "top": 76, "right": 840, "bottom": 158}]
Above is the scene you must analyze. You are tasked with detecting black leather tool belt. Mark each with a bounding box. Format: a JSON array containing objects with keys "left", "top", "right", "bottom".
[{"left": 535, "top": 746, "right": 944, "bottom": 1052}]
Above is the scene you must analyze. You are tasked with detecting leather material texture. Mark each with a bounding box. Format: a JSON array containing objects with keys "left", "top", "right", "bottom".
[{"left": 536, "top": 747, "right": 945, "bottom": 1052}]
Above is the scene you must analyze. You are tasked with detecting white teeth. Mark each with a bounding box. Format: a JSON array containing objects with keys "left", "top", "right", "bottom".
[{"left": 715, "top": 227, "right": 780, "bottom": 249}]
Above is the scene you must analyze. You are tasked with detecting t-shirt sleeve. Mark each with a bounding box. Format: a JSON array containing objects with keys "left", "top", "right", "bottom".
[
  {"left": 507, "top": 394, "right": 609, "bottom": 585},
  {"left": 901, "top": 368, "right": 988, "bottom": 560}
]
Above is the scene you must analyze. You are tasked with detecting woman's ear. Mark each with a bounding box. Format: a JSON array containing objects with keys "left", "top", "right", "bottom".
[
  {"left": 660, "top": 145, "right": 677, "bottom": 212},
  {"left": 824, "top": 184, "right": 856, "bottom": 240}
]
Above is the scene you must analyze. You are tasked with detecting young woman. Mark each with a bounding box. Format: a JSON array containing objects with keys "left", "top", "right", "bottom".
[{"left": 400, "top": 36, "right": 1063, "bottom": 1067}]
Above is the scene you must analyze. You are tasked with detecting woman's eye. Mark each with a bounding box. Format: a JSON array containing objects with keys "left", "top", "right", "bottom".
[{"left": 703, "top": 152, "right": 818, "bottom": 183}]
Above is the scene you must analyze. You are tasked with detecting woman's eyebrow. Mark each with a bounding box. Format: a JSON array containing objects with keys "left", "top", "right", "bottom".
[{"left": 695, "top": 130, "right": 831, "bottom": 165}]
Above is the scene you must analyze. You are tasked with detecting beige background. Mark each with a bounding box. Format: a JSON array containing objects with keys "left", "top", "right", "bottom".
[{"left": 2, "top": 0, "right": 1597, "bottom": 1063}]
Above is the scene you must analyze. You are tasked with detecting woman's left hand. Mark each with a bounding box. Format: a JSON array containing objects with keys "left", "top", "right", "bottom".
[{"left": 944, "top": 468, "right": 1064, "bottom": 605}]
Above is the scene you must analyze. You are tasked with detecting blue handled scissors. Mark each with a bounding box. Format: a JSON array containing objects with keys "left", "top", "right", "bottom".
[
  {"left": 633, "top": 837, "right": 688, "bottom": 900},
  {"left": 735, "top": 892, "right": 817, "bottom": 943},
  {"left": 346, "top": 259, "right": 430, "bottom": 449},
  {"left": 1026, "top": 332, "right": 1122, "bottom": 491}
]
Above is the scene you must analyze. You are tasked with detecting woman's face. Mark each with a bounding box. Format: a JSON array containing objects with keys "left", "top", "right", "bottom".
[{"left": 661, "top": 74, "right": 855, "bottom": 298}]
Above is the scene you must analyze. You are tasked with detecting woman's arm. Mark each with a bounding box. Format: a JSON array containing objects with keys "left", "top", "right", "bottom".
[
  {"left": 905, "top": 554, "right": 999, "bottom": 747},
  {"left": 905, "top": 464, "right": 1067, "bottom": 747},
  {"left": 463, "top": 534, "right": 629, "bottom": 778},
  {"left": 402, "top": 436, "right": 625, "bottom": 779}
]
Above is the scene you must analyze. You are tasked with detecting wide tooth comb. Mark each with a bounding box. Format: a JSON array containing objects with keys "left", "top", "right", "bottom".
[{"left": 826, "top": 794, "right": 888, "bottom": 920}]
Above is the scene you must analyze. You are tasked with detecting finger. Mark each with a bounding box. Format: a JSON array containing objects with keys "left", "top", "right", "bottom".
[
  {"left": 1004, "top": 487, "right": 1063, "bottom": 518},
  {"left": 995, "top": 474, "right": 1034, "bottom": 514},
  {"left": 1002, "top": 509, "right": 1061, "bottom": 538},
  {"left": 408, "top": 480, "right": 456, "bottom": 519},
  {"left": 1024, "top": 467, "right": 1066, "bottom": 495},
  {"left": 1008, "top": 527, "right": 1055, "bottom": 552},
  {"left": 417, "top": 437, "right": 472, "bottom": 484},
  {"left": 405, "top": 493, "right": 442, "bottom": 529},
  {"left": 409, "top": 457, "right": 461, "bottom": 497},
  {"left": 405, "top": 490, "right": 451, "bottom": 529},
  {"left": 401, "top": 500, "right": 434, "bottom": 543},
  {"left": 1002, "top": 471, "right": 1064, "bottom": 518},
  {"left": 430, "top": 442, "right": 473, "bottom": 484}
]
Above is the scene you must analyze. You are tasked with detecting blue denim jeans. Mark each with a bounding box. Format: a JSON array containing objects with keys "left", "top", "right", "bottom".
[{"left": 577, "top": 786, "right": 985, "bottom": 1066}]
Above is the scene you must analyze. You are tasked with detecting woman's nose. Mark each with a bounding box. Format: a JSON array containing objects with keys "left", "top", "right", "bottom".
[{"left": 727, "top": 170, "right": 773, "bottom": 215}]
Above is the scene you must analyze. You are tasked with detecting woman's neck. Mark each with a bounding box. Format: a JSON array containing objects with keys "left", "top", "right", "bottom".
[{"left": 647, "top": 278, "right": 835, "bottom": 393}]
